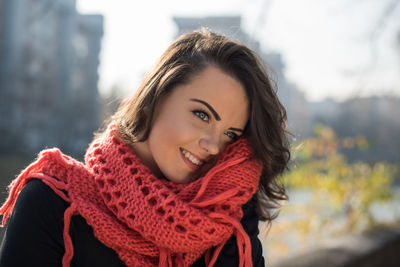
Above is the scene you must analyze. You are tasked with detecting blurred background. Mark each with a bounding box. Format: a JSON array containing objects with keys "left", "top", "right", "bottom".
[{"left": 0, "top": 0, "right": 399, "bottom": 265}]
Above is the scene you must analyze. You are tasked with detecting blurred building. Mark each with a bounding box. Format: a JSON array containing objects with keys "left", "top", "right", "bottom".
[
  {"left": 0, "top": 0, "right": 103, "bottom": 156},
  {"left": 173, "top": 16, "right": 309, "bottom": 137},
  {"left": 309, "top": 95, "right": 400, "bottom": 162}
]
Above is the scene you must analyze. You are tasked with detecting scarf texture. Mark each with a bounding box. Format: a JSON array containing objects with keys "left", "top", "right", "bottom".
[{"left": 0, "top": 124, "right": 262, "bottom": 267}]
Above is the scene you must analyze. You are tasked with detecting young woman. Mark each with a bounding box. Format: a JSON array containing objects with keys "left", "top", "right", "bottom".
[{"left": 0, "top": 29, "right": 290, "bottom": 267}]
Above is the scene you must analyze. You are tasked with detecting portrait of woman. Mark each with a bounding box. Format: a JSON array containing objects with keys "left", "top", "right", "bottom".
[{"left": 0, "top": 29, "right": 290, "bottom": 267}]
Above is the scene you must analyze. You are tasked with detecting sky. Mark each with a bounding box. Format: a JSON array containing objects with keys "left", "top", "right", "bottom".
[{"left": 77, "top": 0, "right": 400, "bottom": 102}]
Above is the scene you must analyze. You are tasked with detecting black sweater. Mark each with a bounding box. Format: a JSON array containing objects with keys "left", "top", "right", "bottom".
[{"left": 0, "top": 179, "right": 265, "bottom": 267}]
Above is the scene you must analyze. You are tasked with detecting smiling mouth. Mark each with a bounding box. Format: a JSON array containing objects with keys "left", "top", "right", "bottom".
[{"left": 180, "top": 148, "right": 204, "bottom": 167}]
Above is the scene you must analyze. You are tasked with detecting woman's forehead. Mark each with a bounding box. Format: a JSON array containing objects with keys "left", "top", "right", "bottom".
[{"left": 173, "top": 66, "right": 247, "bottom": 102}]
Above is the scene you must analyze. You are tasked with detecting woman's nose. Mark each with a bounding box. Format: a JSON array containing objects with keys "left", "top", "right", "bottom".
[{"left": 199, "top": 134, "right": 220, "bottom": 155}]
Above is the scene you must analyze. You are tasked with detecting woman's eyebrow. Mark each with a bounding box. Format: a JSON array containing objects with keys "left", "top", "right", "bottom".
[{"left": 190, "top": 98, "right": 221, "bottom": 121}]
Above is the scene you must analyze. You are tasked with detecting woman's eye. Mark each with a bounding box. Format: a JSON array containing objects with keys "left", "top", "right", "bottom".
[
  {"left": 193, "top": 110, "right": 209, "bottom": 122},
  {"left": 224, "top": 131, "right": 238, "bottom": 140}
]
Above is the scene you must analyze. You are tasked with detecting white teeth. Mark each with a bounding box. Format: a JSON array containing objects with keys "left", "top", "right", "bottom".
[{"left": 182, "top": 149, "right": 203, "bottom": 166}]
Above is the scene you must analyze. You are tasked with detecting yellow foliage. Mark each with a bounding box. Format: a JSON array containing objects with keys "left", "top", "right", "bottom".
[{"left": 264, "top": 125, "right": 399, "bottom": 262}]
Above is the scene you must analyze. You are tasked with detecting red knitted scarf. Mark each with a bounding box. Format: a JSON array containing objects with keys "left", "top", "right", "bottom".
[{"left": 0, "top": 124, "right": 262, "bottom": 267}]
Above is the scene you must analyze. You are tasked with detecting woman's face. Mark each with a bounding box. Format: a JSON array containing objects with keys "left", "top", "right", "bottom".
[{"left": 133, "top": 66, "right": 249, "bottom": 183}]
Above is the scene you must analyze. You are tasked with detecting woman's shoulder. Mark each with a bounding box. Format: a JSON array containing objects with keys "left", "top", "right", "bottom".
[
  {"left": 1, "top": 179, "right": 125, "bottom": 267},
  {"left": 4, "top": 178, "right": 69, "bottom": 246},
  {"left": 10, "top": 179, "right": 69, "bottom": 229},
  {"left": 0, "top": 179, "right": 68, "bottom": 266},
  {"left": 19, "top": 178, "right": 69, "bottom": 207}
]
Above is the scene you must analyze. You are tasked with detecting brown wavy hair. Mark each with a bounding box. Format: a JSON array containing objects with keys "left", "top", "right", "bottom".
[{"left": 111, "top": 29, "right": 290, "bottom": 223}]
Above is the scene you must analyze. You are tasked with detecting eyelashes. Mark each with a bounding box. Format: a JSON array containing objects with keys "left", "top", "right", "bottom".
[
  {"left": 191, "top": 109, "right": 239, "bottom": 140},
  {"left": 224, "top": 131, "right": 239, "bottom": 141}
]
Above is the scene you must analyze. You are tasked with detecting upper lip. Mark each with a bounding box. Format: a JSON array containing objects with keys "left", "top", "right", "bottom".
[{"left": 180, "top": 148, "right": 206, "bottom": 163}]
